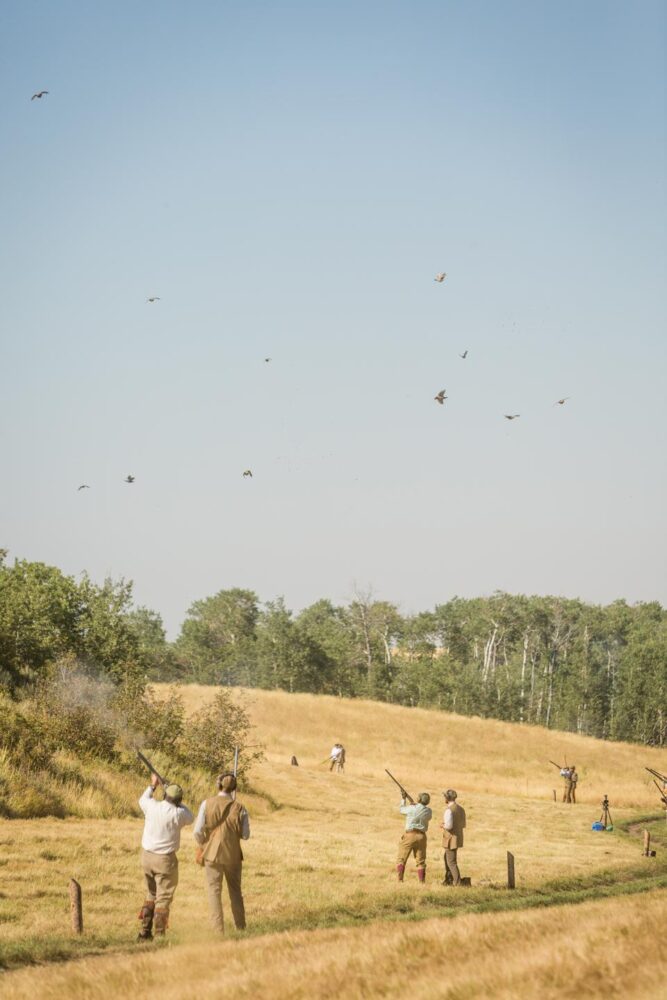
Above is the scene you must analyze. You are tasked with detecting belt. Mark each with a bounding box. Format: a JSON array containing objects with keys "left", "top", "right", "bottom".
[{"left": 406, "top": 827, "right": 426, "bottom": 833}]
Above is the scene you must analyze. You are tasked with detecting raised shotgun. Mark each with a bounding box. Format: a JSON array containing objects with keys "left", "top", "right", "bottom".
[
  {"left": 136, "top": 750, "right": 168, "bottom": 788},
  {"left": 385, "top": 769, "right": 414, "bottom": 804}
]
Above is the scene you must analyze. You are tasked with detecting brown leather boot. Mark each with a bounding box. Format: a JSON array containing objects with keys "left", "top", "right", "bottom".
[
  {"left": 153, "top": 909, "right": 169, "bottom": 936},
  {"left": 396, "top": 864, "right": 405, "bottom": 882},
  {"left": 137, "top": 900, "right": 155, "bottom": 941}
]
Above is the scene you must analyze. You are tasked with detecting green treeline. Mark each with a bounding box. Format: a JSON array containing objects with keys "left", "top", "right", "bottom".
[{"left": 1, "top": 551, "right": 665, "bottom": 747}]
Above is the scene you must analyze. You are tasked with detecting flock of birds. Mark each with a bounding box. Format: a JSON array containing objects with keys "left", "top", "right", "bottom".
[{"left": 29, "top": 92, "right": 571, "bottom": 492}]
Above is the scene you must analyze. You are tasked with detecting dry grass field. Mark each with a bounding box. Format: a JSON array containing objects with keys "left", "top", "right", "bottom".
[{"left": 1, "top": 687, "right": 666, "bottom": 998}]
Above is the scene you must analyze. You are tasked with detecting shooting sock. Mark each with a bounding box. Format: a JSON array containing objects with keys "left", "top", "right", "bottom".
[
  {"left": 417, "top": 867, "right": 425, "bottom": 883},
  {"left": 153, "top": 909, "right": 169, "bottom": 935},
  {"left": 396, "top": 864, "right": 405, "bottom": 882}
]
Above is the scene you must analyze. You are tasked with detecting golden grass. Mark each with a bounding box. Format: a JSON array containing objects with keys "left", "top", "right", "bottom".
[
  {"left": 1, "top": 686, "right": 665, "bottom": 995},
  {"left": 3, "top": 888, "right": 666, "bottom": 999}
]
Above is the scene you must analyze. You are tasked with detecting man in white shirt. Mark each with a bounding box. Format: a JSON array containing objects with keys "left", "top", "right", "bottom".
[
  {"left": 137, "top": 773, "right": 193, "bottom": 940},
  {"left": 329, "top": 743, "right": 345, "bottom": 772}
]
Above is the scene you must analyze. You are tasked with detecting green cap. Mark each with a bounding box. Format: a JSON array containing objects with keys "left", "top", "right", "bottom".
[
  {"left": 164, "top": 783, "right": 183, "bottom": 803},
  {"left": 418, "top": 792, "right": 431, "bottom": 805}
]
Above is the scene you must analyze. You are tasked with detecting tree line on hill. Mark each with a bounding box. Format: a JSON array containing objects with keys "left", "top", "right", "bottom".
[{"left": 0, "top": 550, "right": 664, "bottom": 747}]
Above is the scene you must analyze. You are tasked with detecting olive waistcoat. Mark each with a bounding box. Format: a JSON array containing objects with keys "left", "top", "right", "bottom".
[
  {"left": 442, "top": 801, "right": 466, "bottom": 850},
  {"left": 200, "top": 796, "right": 245, "bottom": 865}
]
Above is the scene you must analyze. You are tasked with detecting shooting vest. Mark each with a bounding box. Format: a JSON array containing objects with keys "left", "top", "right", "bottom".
[
  {"left": 200, "top": 796, "right": 245, "bottom": 865},
  {"left": 442, "top": 801, "right": 466, "bottom": 850}
]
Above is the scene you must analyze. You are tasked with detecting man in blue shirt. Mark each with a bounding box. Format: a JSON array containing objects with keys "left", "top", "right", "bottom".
[{"left": 396, "top": 792, "right": 432, "bottom": 883}]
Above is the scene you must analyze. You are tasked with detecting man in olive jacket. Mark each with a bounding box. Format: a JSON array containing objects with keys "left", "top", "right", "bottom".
[
  {"left": 441, "top": 788, "right": 466, "bottom": 886},
  {"left": 193, "top": 773, "right": 250, "bottom": 932}
]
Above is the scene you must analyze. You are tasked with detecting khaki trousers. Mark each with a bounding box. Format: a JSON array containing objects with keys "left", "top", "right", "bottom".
[
  {"left": 204, "top": 861, "right": 246, "bottom": 932},
  {"left": 397, "top": 830, "right": 427, "bottom": 869},
  {"left": 142, "top": 850, "right": 178, "bottom": 914}
]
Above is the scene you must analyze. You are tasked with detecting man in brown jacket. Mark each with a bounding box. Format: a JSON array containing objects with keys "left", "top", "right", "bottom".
[
  {"left": 193, "top": 773, "right": 250, "bottom": 933},
  {"left": 441, "top": 789, "right": 466, "bottom": 886}
]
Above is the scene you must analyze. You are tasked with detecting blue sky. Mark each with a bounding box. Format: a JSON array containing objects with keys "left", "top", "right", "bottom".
[{"left": 1, "top": 1, "right": 665, "bottom": 635}]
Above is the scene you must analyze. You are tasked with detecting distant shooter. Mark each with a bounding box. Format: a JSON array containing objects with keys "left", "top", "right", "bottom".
[
  {"left": 397, "top": 792, "right": 432, "bottom": 883},
  {"left": 441, "top": 789, "right": 466, "bottom": 886}
]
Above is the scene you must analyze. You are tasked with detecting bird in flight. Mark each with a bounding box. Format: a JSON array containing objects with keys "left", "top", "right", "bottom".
[
  {"left": 31, "top": 90, "right": 49, "bottom": 100},
  {"left": 77, "top": 484, "right": 90, "bottom": 491},
  {"left": 124, "top": 475, "right": 135, "bottom": 483},
  {"left": 434, "top": 390, "right": 448, "bottom": 404},
  {"left": 459, "top": 350, "right": 468, "bottom": 359},
  {"left": 243, "top": 469, "right": 253, "bottom": 478},
  {"left": 434, "top": 272, "right": 447, "bottom": 283},
  {"left": 553, "top": 397, "right": 571, "bottom": 406},
  {"left": 504, "top": 414, "right": 520, "bottom": 420},
  {"left": 146, "top": 297, "right": 161, "bottom": 303},
  {"left": 264, "top": 357, "right": 271, "bottom": 363}
]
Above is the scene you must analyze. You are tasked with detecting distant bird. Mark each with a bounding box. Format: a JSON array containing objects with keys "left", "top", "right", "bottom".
[
  {"left": 146, "top": 297, "right": 161, "bottom": 303},
  {"left": 31, "top": 90, "right": 49, "bottom": 100},
  {"left": 434, "top": 272, "right": 447, "bottom": 283},
  {"left": 77, "top": 484, "right": 90, "bottom": 491},
  {"left": 264, "top": 357, "right": 271, "bottom": 363},
  {"left": 243, "top": 469, "right": 253, "bottom": 478},
  {"left": 124, "top": 475, "right": 135, "bottom": 483},
  {"left": 460, "top": 350, "right": 468, "bottom": 359},
  {"left": 434, "top": 390, "right": 448, "bottom": 405},
  {"left": 504, "top": 414, "right": 520, "bottom": 420},
  {"left": 554, "top": 397, "right": 571, "bottom": 406}
]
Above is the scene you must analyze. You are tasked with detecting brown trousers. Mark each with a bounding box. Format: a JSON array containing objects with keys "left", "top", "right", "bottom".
[
  {"left": 204, "top": 861, "right": 246, "bottom": 932},
  {"left": 397, "top": 830, "right": 427, "bottom": 869},
  {"left": 444, "top": 848, "right": 461, "bottom": 885},
  {"left": 142, "top": 849, "right": 178, "bottom": 914}
]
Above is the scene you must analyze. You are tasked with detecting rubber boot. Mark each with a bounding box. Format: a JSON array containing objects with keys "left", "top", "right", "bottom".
[
  {"left": 153, "top": 909, "right": 169, "bottom": 936},
  {"left": 137, "top": 900, "right": 155, "bottom": 941},
  {"left": 417, "top": 867, "right": 426, "bottom": 884},
  {"left": 396, "top": 864, "right": 405, "bottom": 882}
]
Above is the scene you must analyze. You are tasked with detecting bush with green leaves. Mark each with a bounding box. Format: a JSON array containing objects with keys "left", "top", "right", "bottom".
[{"left": 176, "top": 689, "right": 264, "bottom": 778}]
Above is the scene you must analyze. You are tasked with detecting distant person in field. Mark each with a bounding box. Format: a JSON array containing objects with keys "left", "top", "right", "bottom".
[
  {"left": 396, "top": 791, "right": 432, "bottom": 883},
  {"left": 193, "top": 772, "right": 250, "bottom": 934},
  {"left": 560, "top": 765, "right": 572, "bottom": 802},
  {"left": 137, "top": 772, "right": 193, "bottom": 940},
  {"left": 568, "top": 765, "right": 578, "bottom": 804},
  {"left": 329, "top": 743, "right": 345, "bottom": 772},
  {"left": 441, "top": 789, "right": 466, "bottom": 886}
]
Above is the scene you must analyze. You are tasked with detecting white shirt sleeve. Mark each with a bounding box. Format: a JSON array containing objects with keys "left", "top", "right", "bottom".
[
  {"left": 193, "top": 800, "right": 207, "bottom": 844},
  {"left": 139, "top": 786, "right": 154, "bottom": 814},
  {"left": 444, "top": 807, "right": 454, "bottom": 831},
  {"left": 240, "top": 807, "right": 250, "bottom": 840},
  {"left": 178, "top": 803, "right": 194, "bottom": 826}
]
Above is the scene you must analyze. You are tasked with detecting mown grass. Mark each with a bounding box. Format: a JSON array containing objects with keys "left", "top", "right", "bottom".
[{"left": 1, "top": 686, "right": 665, "bottom": 988}]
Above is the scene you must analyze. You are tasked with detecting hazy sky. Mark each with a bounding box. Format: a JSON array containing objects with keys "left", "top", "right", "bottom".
[{"left": 1, "top": 1, "right": 665, "bottom": 636}]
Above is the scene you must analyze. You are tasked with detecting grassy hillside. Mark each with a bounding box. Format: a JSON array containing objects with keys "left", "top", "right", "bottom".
[{"left": 0, "top": 686, "right": 665, "bottom": 996}]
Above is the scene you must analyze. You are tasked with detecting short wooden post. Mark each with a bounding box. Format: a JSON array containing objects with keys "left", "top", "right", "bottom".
[
  {"left": 643, "top": 830, "right": 651, "bottom": 857},
  {"left": 507, "top": 852, "right": 515, "bottom": 889},
  {"left": 69, "top": 878, "right": 83, "bottom": 934},
  {"left": 552, "top": 789, "right": 556, "bottom": 802},
  {"left": 291, "top": 755, "right": 298, "bottom": 766}
]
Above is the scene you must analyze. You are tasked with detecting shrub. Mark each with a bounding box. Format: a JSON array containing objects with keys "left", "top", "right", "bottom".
[
  {"left": 110, "top": 677, "right": 185, "bottom": 755},
  {"left": 176, "top": 689, "right": 264, "bottom": 778}
]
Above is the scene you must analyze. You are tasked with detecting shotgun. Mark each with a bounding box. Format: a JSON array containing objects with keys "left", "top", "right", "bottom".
[
  {"left": 137, "top": 750, "right": 168, "bottom": 788},
  {"left": 646, "top": 766, "right": 667, "bottom": 784},
  {"left": 385, "top": 769, "right": 414, "bottom": 804}
]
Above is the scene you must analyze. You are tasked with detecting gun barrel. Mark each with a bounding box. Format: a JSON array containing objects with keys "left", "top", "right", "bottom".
[
  {"left": 137, "top": 750, "right": 167, "bottom": 787},
  {"left": 646, "top": 767, "right": 667, "bottom": 784},
  {"left": 385, "top": 768, "right": 414, "bottom": 804}
]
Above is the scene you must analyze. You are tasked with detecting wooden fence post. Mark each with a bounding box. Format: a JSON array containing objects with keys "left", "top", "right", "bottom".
[
  {"left": 643, "top": 830, "right": 651, "bottom": 857},
  {"left": 507, "top": 852, "right": 515, "bottom": 889},
  {"left": 552, "top": 789, "right": 556, "bottom": 802},
  {"left": 69, "top": 878, "right": 83, "bottom": 934}
]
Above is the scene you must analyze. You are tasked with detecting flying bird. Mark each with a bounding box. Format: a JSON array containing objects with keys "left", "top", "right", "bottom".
[
  {"left": 553, "top": 397, "right": 571, "bottom": 406},
  {"left": 77, "top": 484, "right": 90, "bottom": 491},
  {"left": 124, "top": 475, "right": 135, "bottom": 483},
  {"left": 434, "top": 272, "right": 447, "bottom": 283},
  {"left": 459, "top": 350, "right": 468, "bottom": 359},
  {"left": 264, "top": 357, "right": 271, "bottom": 363},
  {"left": 242, "top": 469, "right": 253, "bottom": 478},
  {"left": 146, "top": 297, "right": 161, "bottom": 303},
  {"left": 434, "top": 390, "right": 448, "bottom": 404},
  {"left": 31, "top": 90, "right": 49, "bottom": 100},
  {"left": 504, "top": 414, "right": 520, "bottom": 420}
]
